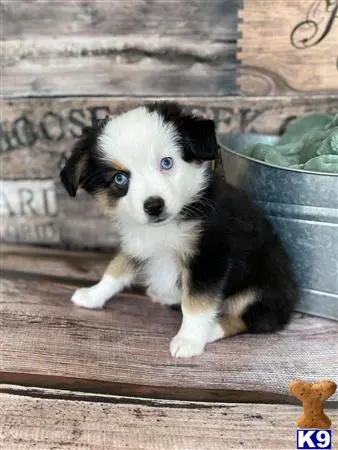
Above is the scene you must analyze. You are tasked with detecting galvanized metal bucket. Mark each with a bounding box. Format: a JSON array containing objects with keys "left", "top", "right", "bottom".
[{"left": 218, "top": 133, "right": 338, "bottom": 321}]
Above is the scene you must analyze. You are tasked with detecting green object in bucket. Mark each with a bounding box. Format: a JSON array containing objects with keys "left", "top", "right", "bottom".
[{"left": 238, "top": 113, "right": 338, "bottom": 173}]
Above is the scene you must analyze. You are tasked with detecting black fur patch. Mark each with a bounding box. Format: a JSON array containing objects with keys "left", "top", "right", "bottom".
[
  {"left": 146, "top": 102, "right": 219, "bottom": 162},
  {"left": 180, "top": 172, "right": 299, "bottom": 333},
  {"left": 60, "top": 118, "right": 130, "bottom": 199}
]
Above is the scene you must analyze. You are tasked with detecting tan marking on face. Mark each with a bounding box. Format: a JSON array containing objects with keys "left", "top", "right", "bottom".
[
  {"left": 111, "top": 159, "right": 128, "bottom": 172},
  {"left": 95, "top": 191, "right": 119, "bottom": 214},
  {"left": 104, "top": 253, "right": 136, "bottom": 278},
  {"left": 218, "top": 314, "right": 247, "bottom": 337},
  {"left": 96, "top": 191, "right": 110, "bottom": 209}
]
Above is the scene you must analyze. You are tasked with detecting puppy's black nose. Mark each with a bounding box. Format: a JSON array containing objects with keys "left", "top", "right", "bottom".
[{"left": 144, "top": 196, "right": 165, "bottom": 217}]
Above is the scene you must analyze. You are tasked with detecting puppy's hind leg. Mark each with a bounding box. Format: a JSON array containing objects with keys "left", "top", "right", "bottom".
[
  {"left": 71, "top": 253, "right": 136, "bottom": 309},
  {"left": 207, "top": 288, "right": 257, "bottom": 343},
  {"left": 207, "top": 315, "right": 247, "bottom": 343}
]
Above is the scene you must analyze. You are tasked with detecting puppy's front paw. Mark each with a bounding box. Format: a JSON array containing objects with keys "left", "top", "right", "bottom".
[
  {"left": 170, "top": 335, "right": 205, "bottom": 358},
  {"left": 71, "top": 287, "right": 106, "bottom": 309},
  {"left": 146, "top": 288, "right": 166, "bottom": 305}
]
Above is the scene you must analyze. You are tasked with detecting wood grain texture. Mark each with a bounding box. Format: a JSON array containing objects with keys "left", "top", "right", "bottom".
[
  {"left": 2, "top": 386, "right": 337, "bottom": 450},
  {"left": 2, "top": 95, "right": 337, "bottom": 248},
  {"left": 238, "top": 0, "right": 338, "bottom": 95},
  {"left": 2, "top": 50, "right": 237, "bottom": 97},
  {"left": 2, "top": 0, "right": 241, "bottom": 40},
  {"left": 2, "top": 0, "right": 241, "bottom": 96},
  {"left": 1, "top": 244, "right": 112, "bottom": 283},
  {"left": 1, "top": 273, "right": 337, "bottom": 402}
]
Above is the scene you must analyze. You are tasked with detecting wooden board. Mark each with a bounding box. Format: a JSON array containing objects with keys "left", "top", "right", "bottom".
[
  {"left": 2, "top": 1, "right": 241, "bottom": 41},
  {"left": 3, "top": 0, "right": 338, "bottom": 97},
  {"left": 238, "top": 0, "right": 338, "bottom": 95},
  {"left": 2, "top": 0, "right": 241, "bottom": 97},
  {"left": 0, "top": 244, "right": 112, "bottom": 283},
  {"left": 1, "top": 272, "right": 337, "bottom": 403},
  {"left": 3, "top": 96, "right": 337, "bottom": 178},
  {"left": 2, "top": 96, "right": 337, "bottom": 248},
  {"left": 1, "top": 249, "right": 337, "bottom": 448},
  {"left": 2, "top": 386, "right": 337, "bottom": 450}
]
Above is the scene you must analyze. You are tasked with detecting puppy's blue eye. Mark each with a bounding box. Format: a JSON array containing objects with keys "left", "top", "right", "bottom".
[
  {"left": 160, "top": 157, "right": 173, "bottom": 170},
  {"left": 113, "top": 172, "right": 128, "bottom": 186}
]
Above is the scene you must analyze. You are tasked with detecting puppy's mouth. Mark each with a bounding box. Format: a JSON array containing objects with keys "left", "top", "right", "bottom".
[{"left": 148, "top": 214, "right": 172, "bottom": 226}]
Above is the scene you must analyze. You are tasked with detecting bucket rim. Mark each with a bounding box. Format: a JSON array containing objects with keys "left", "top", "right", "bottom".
[{"left": 218, "top": 140, "right": 338, "bottom": 177}]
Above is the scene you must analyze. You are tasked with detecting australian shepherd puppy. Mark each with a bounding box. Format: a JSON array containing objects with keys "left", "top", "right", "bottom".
[{"left": 60, "top": 102, "right": 298, "bottom": 358}]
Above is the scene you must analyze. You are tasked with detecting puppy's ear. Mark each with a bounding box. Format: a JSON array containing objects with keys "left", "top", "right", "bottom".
[
  {"left": 182, "top": 117, "right": 219, "bottom": 161},
  {"left": 147, "top": 101, "right": 182, "bottom": 122},
  {"left": 147, "top": 102, "right": 218, "bottom": 161},
  {"left": 60, "top": 128, "right": 93, "bottom": 197}
]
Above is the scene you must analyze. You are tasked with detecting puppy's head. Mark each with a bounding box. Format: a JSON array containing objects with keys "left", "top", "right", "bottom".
[{"left": 60, "top": 102, "right": 218, "bottom": 226}]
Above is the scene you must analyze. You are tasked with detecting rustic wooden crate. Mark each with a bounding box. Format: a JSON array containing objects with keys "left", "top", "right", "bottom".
[
  {"left": 2, "top": 96, "right": 338, "bottom": 248},
  {"left": 238, "top": 0, "right": 338, "bottom": 95},
  {"left": 2, "top": 0, "right": 241, "bottom": 97}
]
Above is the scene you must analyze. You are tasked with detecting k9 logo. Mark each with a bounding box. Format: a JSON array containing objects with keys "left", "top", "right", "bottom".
[{"left": 297, "top": 430, "right": 332, "bottom": 449}]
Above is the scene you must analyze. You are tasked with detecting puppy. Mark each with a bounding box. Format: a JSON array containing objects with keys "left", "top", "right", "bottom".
[{"left": 60, "top": 102, "right": 298, "bottom": 358}]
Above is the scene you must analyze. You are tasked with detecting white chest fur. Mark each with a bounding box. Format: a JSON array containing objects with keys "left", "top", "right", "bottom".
[
  {"left": 120, "top": 219, "right": 198, "bottom": 259},
  {"left": 119, "top": 220, "right": 199, "bottom": 303},
  {"left": 144, "top": 252, "right": 181, "bottom": 304}
]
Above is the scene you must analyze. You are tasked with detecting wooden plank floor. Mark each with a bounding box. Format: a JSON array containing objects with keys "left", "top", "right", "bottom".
[
  {"left": 2, "top": 386, "right": 337, "bottom": 450},
  {"left": 1, "top": 245, "right": 337, "bottom": 449}
]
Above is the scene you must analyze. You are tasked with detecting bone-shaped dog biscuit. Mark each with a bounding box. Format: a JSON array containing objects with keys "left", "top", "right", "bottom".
[{"left": 289, "top": 380, "right": 337, "bottom": 429}]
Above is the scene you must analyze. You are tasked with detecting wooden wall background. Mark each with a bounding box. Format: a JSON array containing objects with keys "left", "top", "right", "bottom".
[{"left": 1, "top": 0, "right": 338, "bottom": 249}]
